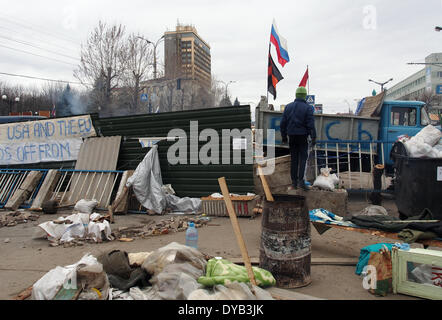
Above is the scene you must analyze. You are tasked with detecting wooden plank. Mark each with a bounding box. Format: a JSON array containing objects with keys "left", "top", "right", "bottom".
[
  {"left": 30, "top": 170, "right": 60, "bottom": 210},
  {"left": 257, "top": 166, "right": 274, "bottom": 202},
  {"left": 312, "top": 221, "right": 442, "bottom": 248},
  {"left": 5, "top": 171, "right": 43, "bottom": 210},
  {"left": 114, "top": 170, "right": 134, "bottom": 213},
  {"left": 218, "top": 177, "right": 257, "bottom": 286},
  {"left": 230, "top": 257, "right": 358, "bottom": 266},
  {"left": 12, "top": 286, "right": 33, "bottom": 300}
]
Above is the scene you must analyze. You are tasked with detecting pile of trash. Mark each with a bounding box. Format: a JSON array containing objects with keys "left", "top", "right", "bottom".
[
  {"left": 34, "top": 199, "right": 113, "bottom": 247},
  {"left": 401, "top": 125, "right": 442, "bottom": 158},
  {"left": 113, "top": 216, "right": 210, "bottom": 240},
  {"left": 0, "top": 210, "right": 40, "bottom": 228},
  {"left": 31, "top": 242, "right": 275, "bottom": 300}
]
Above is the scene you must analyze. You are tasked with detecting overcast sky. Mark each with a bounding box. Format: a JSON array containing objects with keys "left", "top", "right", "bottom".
[{"left": 0, "top": 0, "right": 441, "bottom": 114}]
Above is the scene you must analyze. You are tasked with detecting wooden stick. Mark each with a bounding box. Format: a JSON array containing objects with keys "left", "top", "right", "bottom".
[
  {"left": 108, "top": 205, "right": 114, "bottom": 224},
  {"left": 12, "top": 286, "right": 33, "bottom": 300},
  {"left": 218, "top": 177, "right": 257, "bottom": 286},
  {"left": 111, "top": 186, "right": 129, "bottom": 211},
  {"left": 257, "top": 166, "right": 274, "bottom": 202}
]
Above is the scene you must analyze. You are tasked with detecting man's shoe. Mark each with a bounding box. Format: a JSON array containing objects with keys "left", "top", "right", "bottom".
[
  {"left": 288, "top": 182, "right": 298, "bottom": 191},
  {"left": 299, "top": 181, "right": 310, "bottom": 191}
]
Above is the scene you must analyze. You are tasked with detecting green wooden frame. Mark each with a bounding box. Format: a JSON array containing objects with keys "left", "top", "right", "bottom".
[{"left": 392, "top": 248, "right": 442, "bottom": 300}]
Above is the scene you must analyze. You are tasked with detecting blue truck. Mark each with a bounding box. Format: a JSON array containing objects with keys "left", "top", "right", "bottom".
[{"left": 255, "top": 99, "right": 440, "bottom": 173}]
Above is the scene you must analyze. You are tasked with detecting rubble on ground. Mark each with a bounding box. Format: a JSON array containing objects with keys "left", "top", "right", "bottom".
[
  {"left": 45, "top": 215, "right": 211, "bottom": 247},
  {"left": 112, "top": 216, "right": 211, "bottom": 240},
  {"left": 0, "top": 210, "right": 40, "bottom": 228}
]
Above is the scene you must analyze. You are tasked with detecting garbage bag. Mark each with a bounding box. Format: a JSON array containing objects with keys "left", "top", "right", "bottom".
[
  {"left": 313, "top": 168, "right": 339, "bottom": 191},
  {"left": 87, "top": 220, "right": 112, "bottom": 242},
  {"left": 98, "top": 250, "right": 133, "bottom": 279},
  {"left": 38, "top": 213, "right": 89, "bottom": 242},
  {"left": 197, "top": 258, "right": 276, "bottom": 287},
  {"left": 415, "top": 124, "right": 442, "bottom": 147},
  {"left": 74, "top": 199, "right": 98, "bottom": 214},
  {"left": 32, "top": 253, "right": 101, "bottom": 300},
  {"left": 76, "top": 261, "right": 110, "bottom": 300},
  {"left": 142, "top": 242, "right": 207, "bottom": 276},
  {"left": 149, "top": 264, "right": 204, "bottom": 300}
]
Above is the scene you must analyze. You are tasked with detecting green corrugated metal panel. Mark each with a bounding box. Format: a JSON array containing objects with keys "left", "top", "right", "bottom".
[
  {"left": 1, "top": 106, "right": 254, "bottom": 197},
  {"left": 96, "top": 106, "right": 254, "bottom": 197}
]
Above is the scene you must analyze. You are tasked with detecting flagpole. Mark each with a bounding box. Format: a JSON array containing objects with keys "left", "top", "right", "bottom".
[{"left": 266, "top": 43, "right": 271, "bottom": 105}]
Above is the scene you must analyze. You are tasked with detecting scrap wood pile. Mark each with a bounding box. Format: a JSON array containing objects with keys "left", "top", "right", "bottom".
[
  {"left": 113, "top": 216, "right": 210, "bottom": 240},
  {"left": 0, "top": 210, "right": 40, "bottom": 228},
  {"left": 29, "top": 242, "right": 276, "bottom": 301}
]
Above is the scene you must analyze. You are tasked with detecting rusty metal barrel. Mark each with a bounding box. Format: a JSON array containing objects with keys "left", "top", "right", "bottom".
[{"left": 259, "top": 194, "right": 311, "bottom": 288}]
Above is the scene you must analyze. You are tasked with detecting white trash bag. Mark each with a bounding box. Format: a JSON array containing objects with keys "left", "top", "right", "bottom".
[
  {"left": 313, "top": 168, "right": 339, "bottom": 191},
  {"left": 74, "top": 199, "right": 98, "bottom": 214}
]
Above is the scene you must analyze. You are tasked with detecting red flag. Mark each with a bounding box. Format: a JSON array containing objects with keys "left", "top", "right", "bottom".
[
  {"left": 268, "top": 53, "right": 284, "bottom": 100},
  {"left": 299, "top": 67, "right": 309, "bottom": 87}
]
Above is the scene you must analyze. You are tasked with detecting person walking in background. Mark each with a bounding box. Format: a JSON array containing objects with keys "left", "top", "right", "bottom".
[{"left": 280, "top": 86, "right": 317, "bottom": 191}]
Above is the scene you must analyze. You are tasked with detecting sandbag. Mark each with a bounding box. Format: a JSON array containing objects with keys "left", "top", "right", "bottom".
[
  {"left": 313, "top": 168, "right": 338, "bottom": 191},
  {"left": 98, "top": 250, "right": 133, "bottom": 279},
  {"left": 74, "top": 199, "right": 98, "bottom": 214}
]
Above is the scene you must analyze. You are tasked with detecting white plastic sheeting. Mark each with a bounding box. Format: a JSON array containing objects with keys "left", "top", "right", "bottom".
[
  {"left": 404, "top": 125, "right": 442, "bottom": 158},
  {"left": 126, "top": 145, "right": 201, "bottom": 214}
]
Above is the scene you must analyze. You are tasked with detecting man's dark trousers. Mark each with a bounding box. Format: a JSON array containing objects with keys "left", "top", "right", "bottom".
[{"left": 289, "top": 135, "right": 308, "bottom": 186}]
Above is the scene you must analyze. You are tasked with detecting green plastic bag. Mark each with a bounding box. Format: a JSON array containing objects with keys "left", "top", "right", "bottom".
[{"left": 198, "top": 258, "right": 276, "bottom": 287}]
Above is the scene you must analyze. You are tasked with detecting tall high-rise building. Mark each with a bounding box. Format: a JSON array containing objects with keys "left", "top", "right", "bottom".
[{"left": 164, "top": 24, "right": 211, "bottom": 89}]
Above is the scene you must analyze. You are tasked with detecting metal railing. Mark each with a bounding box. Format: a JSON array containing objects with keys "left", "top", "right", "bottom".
[
  {"left": 0, "top": 169, "right": 48, "bottom": 208},
  {"left": 50, "top": 169, "right": 124, "bottom": 209},
  {"left": 310, "top": 140, "right": 395, "bottom": 193}
]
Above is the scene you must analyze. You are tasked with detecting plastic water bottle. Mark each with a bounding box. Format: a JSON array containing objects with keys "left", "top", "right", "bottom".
[{"left": 185, "top": 222, "right": 198, "bottom": 249}]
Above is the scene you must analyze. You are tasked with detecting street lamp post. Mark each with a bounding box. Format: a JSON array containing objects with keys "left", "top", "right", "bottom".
[
  {"left": 368, "top": 78, "right": 393, "bottom": 92},
  {"left": 138, "top": 35, "right": 165, "bottom": 79},
  {"left": 2, "top": 95, "right": 19, "bottom": 115},
  {"left": 217, "top": 80, "right": 236, "bottom": 98}
]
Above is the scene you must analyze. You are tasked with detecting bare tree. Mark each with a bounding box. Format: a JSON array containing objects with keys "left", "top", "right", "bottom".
[
  {"left": 411, "top": 89, "right": 442, "bottom": 113},
  {"left": 74, "top": 21, "right": 126, "bottom": 112},
  {"left": 121, "top": 34, "right": 153, "bottom": 112}
]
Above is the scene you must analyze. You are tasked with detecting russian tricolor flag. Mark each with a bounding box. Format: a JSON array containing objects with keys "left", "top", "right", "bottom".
[{"left": 270, "top": 19, "right": 290, "bottom": 67}]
